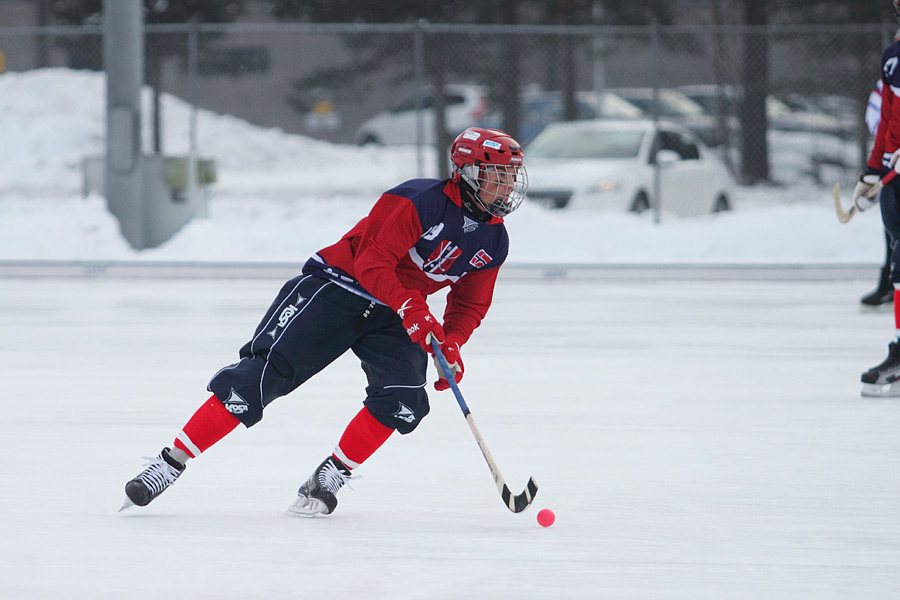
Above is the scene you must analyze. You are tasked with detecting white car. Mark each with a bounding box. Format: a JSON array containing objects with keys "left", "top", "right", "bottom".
[
  {"left": 524, "top": 119, "right": 734, "bottom": 217},
  {"left": 354, "top": 84, "right": 490, "bottom": 146}
]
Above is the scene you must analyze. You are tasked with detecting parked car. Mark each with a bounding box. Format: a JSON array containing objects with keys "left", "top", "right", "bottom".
[
  {"left": 607, "top": 87, "right": 725, "bottom": 147},
  {"left": 353, "top": 84, "right": 490, "bottom": 146},
  {"left": 676, "top": 84, "right": 855, "bottom": 139},
  {"left": 524, "top": 119, "right": 733, "bottom": 217},
  {"left": 518, "top": 89, "right": 644, "bottom": 143}
]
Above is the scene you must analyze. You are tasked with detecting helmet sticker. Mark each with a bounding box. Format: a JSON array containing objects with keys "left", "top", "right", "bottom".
[
  {"left": 483, "top": 140, "right": 502, "bottom": 150},
  {"left": 457, "top": 146, "right": 473, "bottom": 155},
  {"left": 462, "top": 130, "right": 481, "bottom": 141}
]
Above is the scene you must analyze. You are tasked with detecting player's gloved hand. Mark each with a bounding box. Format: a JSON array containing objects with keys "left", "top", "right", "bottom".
[
  {"left": 889, "top": 148, "right": 900, "bottom": 171},
  {"left": 853, "top": 172, "right": 881, "bottom": 212},
  {"left": 433, "top": 337, "right": 464, "bottom": 391},
  {"left": 398, "top": 296, "right": 444, "bottom": 351}
]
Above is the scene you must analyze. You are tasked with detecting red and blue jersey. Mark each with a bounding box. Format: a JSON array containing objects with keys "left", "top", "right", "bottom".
[
  {"left": 869, "top": 41, "right": 900, "bottom": 173},
  {"left": 304, "top": 178, "right": 509, "bottom": 344}
]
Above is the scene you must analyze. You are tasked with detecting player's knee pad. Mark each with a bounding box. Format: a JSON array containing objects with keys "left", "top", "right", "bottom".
[{"left": 364, "top": 386, "right": 430, "bottom": 435}]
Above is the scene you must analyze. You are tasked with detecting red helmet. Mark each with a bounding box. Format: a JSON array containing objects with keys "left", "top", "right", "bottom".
[{"left": 450, "top": 127, "right": 528, "bottom": 217}]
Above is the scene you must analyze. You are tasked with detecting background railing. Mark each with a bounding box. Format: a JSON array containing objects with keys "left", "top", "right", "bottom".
[{"left": 1, "top": 21, "right": 897, "bottom": 194}]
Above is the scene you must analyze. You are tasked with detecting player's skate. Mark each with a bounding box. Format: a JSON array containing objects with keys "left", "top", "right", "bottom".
[
  {"left": 286, "top": 456, "right": 353, "bottom": 517},
  {"left": 860, "top": 285, "right": 893, "bottom": 311},
  {"left": 121, "top": 447, "right": 186, "bottom": 510},
  {"left": 861, "top": 341, "right": 900, "bottom": 397}
]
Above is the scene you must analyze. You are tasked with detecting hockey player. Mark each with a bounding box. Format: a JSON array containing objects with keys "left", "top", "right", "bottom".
[
  {"left": 859, "top": 79, "right": 894, "bottom": 310},
  {"left": 122, "top": 127, "right": 528, "bottom": 515},
  {"left": 855, "top": 0, "right": 900, "bottom": 395}
]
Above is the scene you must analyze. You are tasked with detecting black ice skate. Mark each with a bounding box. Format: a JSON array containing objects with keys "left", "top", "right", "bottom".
[
  {"left": 861, "top": 341, "right": 900, "bottom": 397},
  {"left": 859, "top": 286, "right": 893, "bottom": 311},
  {"left": 120, "top": 447, "right": 187, "bottom": 510},
  {"left": 286, "top": 456, "right": 353, "bottom": 517}
]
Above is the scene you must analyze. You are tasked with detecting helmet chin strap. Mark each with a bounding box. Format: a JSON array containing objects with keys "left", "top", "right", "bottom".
[{"left": 455, "top": 164, "right": 493, "bottom": 220}]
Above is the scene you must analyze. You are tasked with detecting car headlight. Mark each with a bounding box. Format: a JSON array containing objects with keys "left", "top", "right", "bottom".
[{"left": 585, "top": 178, "right": 619, "bottom": 194}]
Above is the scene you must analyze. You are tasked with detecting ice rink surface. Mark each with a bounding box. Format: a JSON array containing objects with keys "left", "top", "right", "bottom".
[{"left": 2, "top": 269, "right": 899, "bottom": 599}]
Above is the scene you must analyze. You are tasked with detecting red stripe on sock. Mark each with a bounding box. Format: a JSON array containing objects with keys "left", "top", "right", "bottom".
[
  {"left": 895, "top": 290, "right": 900, "bottom": 330},
  {"left": 335, "top": 407, "right": 394, "bottom": 468},
  {"left": 173, "top": 395, "right": 240, "bottom": 458}
]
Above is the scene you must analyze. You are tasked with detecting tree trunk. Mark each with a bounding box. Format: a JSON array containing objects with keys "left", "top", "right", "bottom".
[
  {"left": 559, "top": 1, "right": 577, "bottom": 121},
  {"left": 497, "top": 0, "right": 521, "bottom": 141},
  {"left": 434, "top": 68, "right": 450, "bottom": 179},
  {"left": 739, "top": 0, "right": 769, "bottom": 183}
]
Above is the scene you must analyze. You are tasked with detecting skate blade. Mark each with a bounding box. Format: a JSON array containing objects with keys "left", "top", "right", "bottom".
[
  {"left": 859, "top": 303, "right": 893, "bottom": 313},
  {"left": 118, "top": 497, "right": 135, "bottom": 512},
  {"left": 861, "top": 382, "right": 900, "bottom": 397},
  {"left": 285, "top": 495, "right": 329, "bottom": 518}
]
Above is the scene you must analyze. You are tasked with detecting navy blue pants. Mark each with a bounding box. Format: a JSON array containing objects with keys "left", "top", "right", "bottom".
[
  {"left": 208, "top": 274, "right": 429, "bottom": 434},
  {"left": 881, "top": 179, "right": 900, "bottom": 285}
]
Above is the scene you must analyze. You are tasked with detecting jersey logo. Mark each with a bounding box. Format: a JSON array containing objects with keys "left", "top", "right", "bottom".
[
  {"left": 886, "top": 56, "right": 899, "bottom": 79},
  {"left": 470, "top": 249, "right": 493, "bottom": 268},
  {"left": 422, "top": 223, "right": 444, "bottom": 240},
  {"left": 424, "top": 240, "right": 461, "bottom": 274},
  {"left": 393, "top": 402, "right": 416, "bottom": 423},
  {"left": 462, "top": 216, "right": 479, "bottom": 233}
]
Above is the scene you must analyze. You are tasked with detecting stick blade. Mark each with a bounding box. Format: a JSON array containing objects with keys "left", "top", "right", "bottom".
[
  {"left": 833, "top": 182, "right": 857, "bottom": 223},
  {"left": 502, "top": 477, "right": 539, "bottom": 513}
]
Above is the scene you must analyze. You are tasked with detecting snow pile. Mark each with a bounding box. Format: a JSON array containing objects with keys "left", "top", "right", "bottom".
[{"left": 0, "top": 68, "right": 884, "bottom": 264}]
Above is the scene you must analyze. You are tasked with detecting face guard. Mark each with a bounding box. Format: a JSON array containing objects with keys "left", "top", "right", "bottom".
[
  {"left": 457, "top": 162, "right": 529, "bottom": 217},
  {"left": 450, "top": 128, "right": 528, "bottom": 218}
]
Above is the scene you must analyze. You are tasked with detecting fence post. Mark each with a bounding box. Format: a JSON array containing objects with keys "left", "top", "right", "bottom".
[{"left": 650, "top": 18, "right": 662, "bottom": 225}]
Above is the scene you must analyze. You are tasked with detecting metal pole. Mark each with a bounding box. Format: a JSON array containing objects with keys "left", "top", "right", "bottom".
[{"left": 103, "top": 0, "right": 145, "bottom": 248}]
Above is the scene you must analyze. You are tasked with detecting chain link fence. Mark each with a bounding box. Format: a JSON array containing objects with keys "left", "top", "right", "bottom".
[{"left": 1, "top": 21, "right": 897, "bottom": 212}]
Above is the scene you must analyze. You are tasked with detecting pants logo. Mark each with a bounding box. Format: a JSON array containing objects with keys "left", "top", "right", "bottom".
[
  {"left": 223, "top": 389, "right": 250, "bottom": 414},
  {"left": 393, "top": 402, "right": 415, "bottom": 423},
  {"left": 267, "top": 295, "right": 305, "bottom": 338}
]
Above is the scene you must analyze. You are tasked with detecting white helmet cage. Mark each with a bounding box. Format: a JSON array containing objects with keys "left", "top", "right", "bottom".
[{"left": 457, "top": 162, "right": 529, "bottom": 218}]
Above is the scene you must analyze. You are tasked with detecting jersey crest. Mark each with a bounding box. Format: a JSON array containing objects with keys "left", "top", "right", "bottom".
[
  {"left": 469, "top": 249, "right": 493, "bottom": 268},
  {"left": 423, "top": 240, "right": 462, "bottom": 274}
]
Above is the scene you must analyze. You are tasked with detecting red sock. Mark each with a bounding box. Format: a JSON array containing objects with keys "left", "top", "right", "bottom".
[
  {"left": 173, "top": 395, "right": 240, "bottom": 458},
  {"left": 895, "top": 289, "right": 900, "bottom": 331},
  {"left": 333, "top": 407, "right": 394, "bottom": 469}
]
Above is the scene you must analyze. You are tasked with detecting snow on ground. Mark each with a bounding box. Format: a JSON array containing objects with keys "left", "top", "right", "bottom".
[{"left": 0, "top": 68, "right": 887, "bottom": 266}]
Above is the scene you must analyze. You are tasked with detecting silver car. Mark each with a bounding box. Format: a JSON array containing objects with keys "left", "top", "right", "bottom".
[
  {"left": 354, "top": 84, "right": 490, "bottom": 146},
  {"left": 525, "top": 119, "right": 734, "bottom": 218}
]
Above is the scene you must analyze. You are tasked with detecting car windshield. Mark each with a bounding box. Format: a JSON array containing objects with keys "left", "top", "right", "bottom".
[
  {"left": 526, "top": 128, "right": 644, "bottom": 159},
  {"left": 621, "top": 92, "right": 706, "bottom": 118}
]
